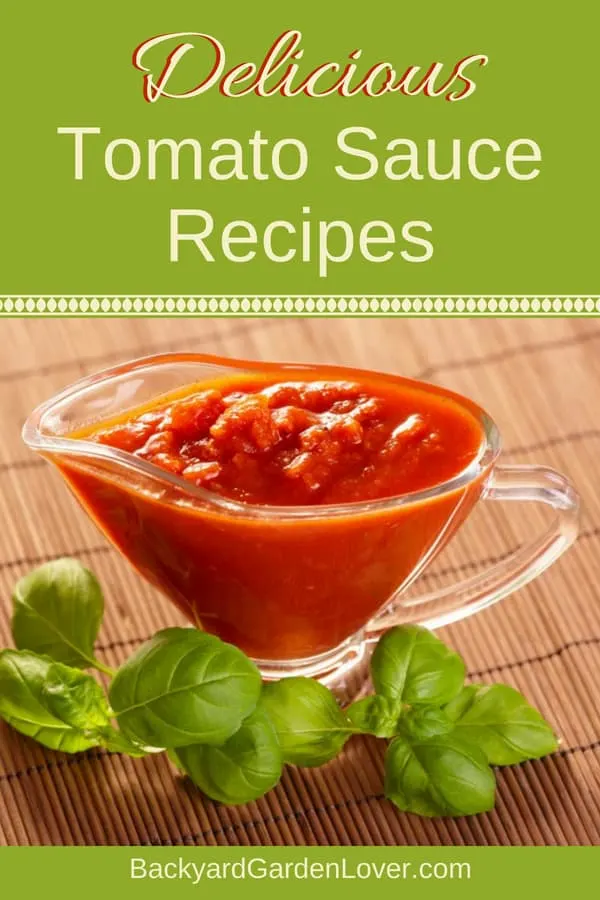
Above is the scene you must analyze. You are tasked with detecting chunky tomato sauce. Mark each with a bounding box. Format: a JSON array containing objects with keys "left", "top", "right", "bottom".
[
  {"left": 61, "top": 359, "right": 488, "bottom": 661},
  {"left": 90, "top": 376, "right": 481, "bottom": 506}
]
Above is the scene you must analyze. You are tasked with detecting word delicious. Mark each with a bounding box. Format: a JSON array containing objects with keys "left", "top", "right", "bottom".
[
  {"left": 132, "top": 30, "right": 488, "bottom": 103},
  {"left": 56, "top": 127, "right": 541, "bottom": 276}
]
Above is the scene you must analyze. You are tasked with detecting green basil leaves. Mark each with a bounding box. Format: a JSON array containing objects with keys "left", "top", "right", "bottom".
[
  {"left": 12, "top": 558, "right": 109, "bottom": 674},
  {"left": 358, "top": 627, "right": 558, "bottom": 817},
  {"left": 385, "top": 734, "right": 496, "bottom": 817},
  {"left": 371, "top": 625, "right": 465, "bottom": 706},
  {"left": 346, "top": 694, "right": 404, "bottom": 738},
  {"left": 0, "top": 560, "right": 560, "bottom": 817},
  {"left": 0, "top": 650, "right": 108, "bottom": 752},
  {"left": 261, "top": 677, "right": 353, "bottom": 766},
  {"left": 109, "top": 628, "right": 262, "bottom": 749},
  {"left": 171, "top": 706, "right": 283, "bottom": 805},
  {"left": 444, "top": 684, "right": 558, "bottom": 764}
]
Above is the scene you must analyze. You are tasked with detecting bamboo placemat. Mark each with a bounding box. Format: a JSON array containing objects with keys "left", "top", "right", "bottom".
[{"left": 0, "top": 317, "right": 599, "bottom": 846}]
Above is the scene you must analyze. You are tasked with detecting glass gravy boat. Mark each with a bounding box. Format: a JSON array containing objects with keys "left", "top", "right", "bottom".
[{"left": 23, "top": 353, "right": 580, "bottom": 688}]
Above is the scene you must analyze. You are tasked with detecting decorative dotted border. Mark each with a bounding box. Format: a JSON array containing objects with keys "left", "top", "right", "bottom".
[{"left": 0, "top": 297, "right": 599, "bottom": 316}]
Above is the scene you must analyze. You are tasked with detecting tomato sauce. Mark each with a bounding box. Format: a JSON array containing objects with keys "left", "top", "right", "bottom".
[
  {"left": 90, "top": 376, "right": 480, "bottom": 505},
  {"left": 61, "top": 364, "right": 487, "bottom": 661}
]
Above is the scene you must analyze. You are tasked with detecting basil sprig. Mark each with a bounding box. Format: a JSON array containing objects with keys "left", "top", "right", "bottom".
[{"left": 0, "top": 559, "right": 558, "bottom": 816}]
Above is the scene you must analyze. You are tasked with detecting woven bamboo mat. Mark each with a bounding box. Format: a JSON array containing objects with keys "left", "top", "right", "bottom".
[{"left": 0, "top": 317, "right": 599, "bottom": 846}]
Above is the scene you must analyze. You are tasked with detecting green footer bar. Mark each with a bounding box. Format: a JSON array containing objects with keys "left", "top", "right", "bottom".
[{"left": 0, "top": 847, "right": 596, "bottom": 898}]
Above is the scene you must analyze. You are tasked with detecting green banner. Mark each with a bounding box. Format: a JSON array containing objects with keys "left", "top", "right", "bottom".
[
  {"left": 1, "top": 0, "right": 598, "bottom": 296},
  {"left": 0, "top": 847, "right": 597, "bottom": 897}
]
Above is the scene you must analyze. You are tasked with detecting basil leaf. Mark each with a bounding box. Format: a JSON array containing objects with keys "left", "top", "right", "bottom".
[
  {"left": 444, "top": 684, "right": 558, "bottom": 765},
  {"left": 42, "top": 662, "right": 110, "bottom": 730},
  {"left": 371, "top": 625, "right": 465, "bottom": 706},
  {"left": 97, "top": 725, "right": 151, "bottom": 757},
  {"left": 0, "top": 650, "right": 106, "bottom": 752},
  {"left": 261, "top": 677, "right": 351, "bottom": 767},
  {"left": 385, "top": 734, "right": 496, "bottom": 817},
  {"left": 172, "top": 706, "right": 283, "bottom": 805},
  {"left": 346, "top": 694, "right": 404, "bottom": 738},
  {"left": 109, "top": 628, "right": 261, "bottom": 749},
  {"left": 444, "top": 684, "right": 480, "bottom": 721},
  {"left": 400, "top": 707, "right": 454, "bottom": 742},
  {"left": 12, "top": 558, "right": 104, "bottom": 670}
]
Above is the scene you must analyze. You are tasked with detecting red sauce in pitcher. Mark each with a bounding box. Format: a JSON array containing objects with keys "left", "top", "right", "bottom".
[
  {"left": 91, "top": 375, "right": 480, "bottom": 505},
  {"left": 63, "top": 363, "right": 485, "bottom": 660}
]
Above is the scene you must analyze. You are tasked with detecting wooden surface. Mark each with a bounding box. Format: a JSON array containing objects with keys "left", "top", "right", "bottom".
[{"left": 0, "top": 317, "right": 599, "bottom": 846}]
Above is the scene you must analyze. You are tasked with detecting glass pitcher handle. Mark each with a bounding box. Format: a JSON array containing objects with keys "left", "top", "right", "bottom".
[{"left": 366, "top": 465, "right": 580, "bottom": 640}]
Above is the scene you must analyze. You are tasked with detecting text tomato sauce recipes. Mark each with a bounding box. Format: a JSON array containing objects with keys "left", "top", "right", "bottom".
[{"left": 56, "top": 30, "right": 543, "bottom": 275}]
